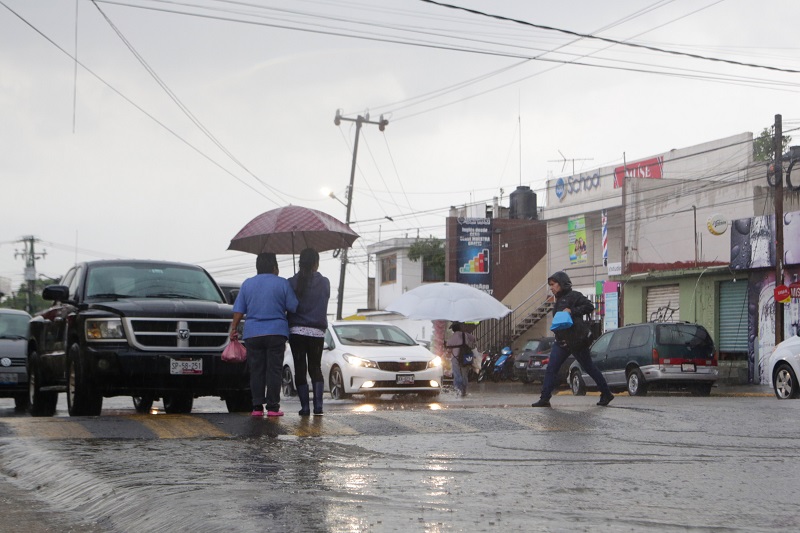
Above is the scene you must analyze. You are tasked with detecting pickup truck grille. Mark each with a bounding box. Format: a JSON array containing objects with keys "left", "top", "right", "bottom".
[{"left": 125, "top": 318, "right": 231, "bottom": 351}]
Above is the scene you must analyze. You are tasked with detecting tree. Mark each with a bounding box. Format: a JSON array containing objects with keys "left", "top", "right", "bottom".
[
  {"left": 408, "top": 237, "right": 445, "bottom": 282},
  {"left": 753, "top": 127, "right": 792, "bottom": 162},
  {"left": 0, "top": 278, "right": 59, "bottom": 314}
]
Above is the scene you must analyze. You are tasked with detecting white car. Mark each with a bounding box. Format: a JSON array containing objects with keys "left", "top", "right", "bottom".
[
  {"left": 768, "top": 333, "right": 800, "bottom": 399},
  {"left": 283, "top": 321, "right": 443, "bottom": 400}
]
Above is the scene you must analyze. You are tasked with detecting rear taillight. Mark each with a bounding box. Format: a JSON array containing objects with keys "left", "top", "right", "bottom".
[
  {"left": 710, "top": 351, "right": 718, "bottom": 366},
  {"left": 652, "top": 348, "right": 660, "bottom": 365}
]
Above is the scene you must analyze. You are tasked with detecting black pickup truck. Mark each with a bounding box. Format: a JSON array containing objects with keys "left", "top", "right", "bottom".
[{"left": 27, "top": 259, "right": 250, "bottom": 416}]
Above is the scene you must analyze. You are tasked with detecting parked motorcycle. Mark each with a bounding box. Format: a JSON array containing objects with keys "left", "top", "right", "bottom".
[
  {"left": 491, "top": 346, "right": 517, "bottom": 382},
  {"left": 476, "top": 350, "right": 496, "bottom": 383}
]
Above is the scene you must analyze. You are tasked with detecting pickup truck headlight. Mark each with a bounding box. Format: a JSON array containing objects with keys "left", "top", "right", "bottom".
[
  {"left": 86, "top": 319, "right": 125, "bottom": 340},
  {"left": 342, "top": 353, "right": 378, "bottom": 369}
]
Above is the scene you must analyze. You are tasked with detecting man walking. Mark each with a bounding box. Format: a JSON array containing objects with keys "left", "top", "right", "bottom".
[{"left": 531, "top": 271, "right": 614, "bottom": 407}]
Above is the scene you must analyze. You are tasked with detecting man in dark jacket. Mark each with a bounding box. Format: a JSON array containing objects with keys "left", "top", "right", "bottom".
[{"left": 531, "top": 271, "right": 614, "bottom": 407}]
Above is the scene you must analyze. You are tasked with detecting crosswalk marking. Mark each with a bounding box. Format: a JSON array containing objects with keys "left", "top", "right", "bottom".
[
  {"left": 1, "top": 417, "right": 95, "bottom": 439},
  {"left": 136, "top": 414, "right": 229, "bottom": 439}
]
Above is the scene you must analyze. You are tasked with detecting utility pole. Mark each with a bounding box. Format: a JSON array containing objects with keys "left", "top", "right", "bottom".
[
  {"left": 14, "top": 235, "right": 46, "bottom": 314},
  {"left": 774, "top": 114, "right": 785, "bottom": 345},
  {"left": 333, "top": 109, "right": 388, "bottom": 320}
]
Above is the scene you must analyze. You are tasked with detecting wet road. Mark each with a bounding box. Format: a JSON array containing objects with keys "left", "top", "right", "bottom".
[{"left": 1, "top": 384, "right": 797, "bottom": 532}]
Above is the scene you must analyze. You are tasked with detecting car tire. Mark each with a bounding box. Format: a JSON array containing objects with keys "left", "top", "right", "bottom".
[
  {"left": 627, "top": 368, "right": 649, "bottom": 396},
  {"left": 66, "top": 345, "right": 103, "bottom": 417},
  {"left": 27, "top": 353, "right": 57, "bottom": 417},
  {"left": 691, "top": 383, "right": 713, "bottom": 397},
  {"left": 282, "top": 365, "right": 297, "bottom": 398},
  {"left": 163, "top": 393, "right": 194, "bottom": 414},
  {"left": 329, "top": 366, "right": 350, "bottom": 400},
  {"left": 14, "top": 393, "right": 29, "bottom": 411},
  {"left": 570, "top": 369, "right": 586, "bottom": 396},
  {"left": 773, "top": 363, "right": 799, "bottom": 399},
  {"left": 224, "top": 391, "right": 252, "bottom": 413},
  {"left": 132, "top": 395, "right": 155, "bottom": 413}
]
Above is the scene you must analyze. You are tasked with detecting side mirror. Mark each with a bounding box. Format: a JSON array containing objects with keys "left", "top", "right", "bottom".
[{"left": 42, "top": 285, "right": 69, "bottom": 302}]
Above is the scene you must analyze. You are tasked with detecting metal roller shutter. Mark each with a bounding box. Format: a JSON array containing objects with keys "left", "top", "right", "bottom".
[
  {"left": 646, "top": 285, "right": 680, "bottom": 322},
  {"left": 719, "top": 280, "right": 748, "bottom": 353}
]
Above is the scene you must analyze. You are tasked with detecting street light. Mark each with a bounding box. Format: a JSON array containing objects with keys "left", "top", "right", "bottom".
[{"left": 321, "top": 188, "right": 347, "bottom": 208}]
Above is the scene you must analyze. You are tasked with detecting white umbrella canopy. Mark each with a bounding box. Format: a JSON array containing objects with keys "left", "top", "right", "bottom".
[{"left": 386, "top": 282, "right": 511, "bottom": 322}]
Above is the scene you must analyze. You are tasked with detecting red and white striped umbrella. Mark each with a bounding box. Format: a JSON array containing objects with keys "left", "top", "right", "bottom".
[{"left": 228, "top": 206, "right": 359, "bottom": 255}]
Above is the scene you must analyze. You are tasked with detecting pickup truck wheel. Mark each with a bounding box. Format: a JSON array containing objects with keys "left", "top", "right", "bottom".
[
  {"left": 14, "top": 394, "right": 30, "bottom": 411},
  {"left": 163, "top": 393, "right": 193, "bottom": 414},
  {"left": 224, "top": 391, "right": 251, "bottom": 413},
  {"left": 27, "top": 353, "right": 57, "bottom": 417},
  {"left": 67, "top": 345, "right": 103, "bottom": 416},
  {"left": 132, "top": 395, "right": 155, "bottom": 413}
]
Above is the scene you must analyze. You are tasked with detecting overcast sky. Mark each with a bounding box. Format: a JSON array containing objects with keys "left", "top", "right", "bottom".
[{"left": 2, "top": 0, "right": 799, "bottom": 316}]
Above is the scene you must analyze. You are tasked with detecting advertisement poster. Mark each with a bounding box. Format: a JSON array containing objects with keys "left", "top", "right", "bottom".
[
  {"left": 568, "top": 215, "right": 587, "bottom": 265},
  {"left": 456, "top": 218, "right": 492, "bottom": 294},
  {"left": 603, "top": 281, "right": 619, "bottom": 332}
]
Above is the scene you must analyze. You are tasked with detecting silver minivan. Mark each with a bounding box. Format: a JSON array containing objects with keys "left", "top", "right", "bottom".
[{"left": 569, "top": 322, "right": 718, "bottom": 396}]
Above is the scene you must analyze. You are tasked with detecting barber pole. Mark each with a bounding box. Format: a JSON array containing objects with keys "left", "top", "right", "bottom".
[{"left": 602, "top": 210, "right": 608, "bottom": 266}]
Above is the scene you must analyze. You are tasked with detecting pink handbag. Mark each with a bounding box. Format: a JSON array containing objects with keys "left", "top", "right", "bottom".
[{"left": 222, "top": 340, "right": 247, "bottom": 363}]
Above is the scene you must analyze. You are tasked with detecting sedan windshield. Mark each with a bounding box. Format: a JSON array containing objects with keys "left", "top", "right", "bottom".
[
  {"left": 333, "top": 324, "right": 417, "bottom": 347},
  {"left": 86, "top": 263, "right": 224, "bottom": 303},
  {"left": 0, "top": 313, "right": 29, "bottom": 339}
]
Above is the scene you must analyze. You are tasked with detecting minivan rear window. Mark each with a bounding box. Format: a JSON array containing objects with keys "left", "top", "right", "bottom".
[{"left": 656, "top": 324, "right": 714, "bottom": 359}]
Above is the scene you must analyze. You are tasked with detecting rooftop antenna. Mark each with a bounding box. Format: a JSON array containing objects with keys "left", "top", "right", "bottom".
[{"left": 548, "top": 150, "right": 593, "bottom": 175}]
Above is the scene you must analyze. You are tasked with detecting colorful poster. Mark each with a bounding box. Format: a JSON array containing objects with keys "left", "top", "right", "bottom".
[
  {"left": 568, "top": 215, "right": 587, "bottom": 265},
  {"left": 456, "top": 218, "right": 493, "bottom": 294}
]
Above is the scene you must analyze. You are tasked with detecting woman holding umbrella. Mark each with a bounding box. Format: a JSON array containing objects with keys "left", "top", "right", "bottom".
[
  {"left": 230, "top": 253, "right": 298, "bottom": 417},
  {"left": 287, "top": 248, "right": 330, "bottom": 416}
]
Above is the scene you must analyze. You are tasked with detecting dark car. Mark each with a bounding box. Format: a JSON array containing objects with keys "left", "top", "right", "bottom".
[
  {"left": 216, "top": 282, "right": 241, "bottom": 305},
  {"left": 513, "top": 337, "right": 573, "bottom": 385},
  {"left": 0, "top": 308, "right": 32, "bottom": 411},
  {"left": 568, "top": 322, "right": 718, "bottom": 397},
  {"left": 27, "top": 260, "right": 251, "bottom": 417}
]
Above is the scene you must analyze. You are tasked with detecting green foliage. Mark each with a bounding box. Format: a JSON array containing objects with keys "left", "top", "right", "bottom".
[
  {"left": 0, "top": 278, "right": 59, "bottom": 314},
  {"left": 753, "top": 127, "right": 792, "bottom": 162},
  {"left": 408, "top": 237, "right": 445, "bottom": 281}
]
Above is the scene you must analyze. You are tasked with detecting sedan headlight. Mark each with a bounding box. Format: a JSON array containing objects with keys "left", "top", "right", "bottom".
[
  {"left": 342, "top": 353, "right": 378, "bottom": 369},
  {"left": 86, "top": 319, "right": 125, "bottom": 340},
  {"left": 427, "top": 356, "right": 443, "bottom": 368}
]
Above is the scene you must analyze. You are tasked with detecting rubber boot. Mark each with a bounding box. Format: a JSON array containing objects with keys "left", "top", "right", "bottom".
[
  {"left": 312, "top": 381, "right": 324, "bottom": 415},
  {"left": 297, "top": 384, "right": 310, "bottom": 416}
]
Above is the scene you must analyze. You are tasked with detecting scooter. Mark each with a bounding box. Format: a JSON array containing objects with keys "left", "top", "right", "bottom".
[{"left": 491, "top": 346, "right": 517, "bottom": 381}]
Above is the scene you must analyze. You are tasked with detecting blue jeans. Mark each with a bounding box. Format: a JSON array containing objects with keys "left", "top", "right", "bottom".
[
  {"left": 451, "top": 356, "right": 470, "bottom": 395},
  {"left": 245, "top": 335, "right": 287, "bottom": 411},
  {"left": 540, "top": 342, "right": 612, "bottom": 401}
]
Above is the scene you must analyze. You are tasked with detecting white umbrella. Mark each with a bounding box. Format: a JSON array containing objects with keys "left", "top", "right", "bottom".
[{"left": 386, "top": 282, "right": 511, "bottom": 322}]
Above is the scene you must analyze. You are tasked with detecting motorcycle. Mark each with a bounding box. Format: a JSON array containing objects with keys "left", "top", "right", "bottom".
[
  {"left": 476, "top": 350, "right": 496, "bottom": 383},
  {"left": 491, "top": 346, "right": 517, "bottom": 382}
]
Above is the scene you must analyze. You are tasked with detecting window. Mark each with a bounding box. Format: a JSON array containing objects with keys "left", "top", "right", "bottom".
[
  {"left": 608, "top": 327, "right": 634, "bottom": 351},
  {"left": 629, "top": 325, "right": 651, "bottom": 349},
  {"left": 381, "top": 255, "right": 397, "bottom": 284}
]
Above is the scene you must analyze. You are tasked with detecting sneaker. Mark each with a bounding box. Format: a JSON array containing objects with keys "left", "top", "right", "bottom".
[
  {"left": 266, "top": 410, "right": 284, "bottom": 417},
  {"left": 531, "top": 398, "right": 551, "bottom": 408},
  {"left": 313, "top": 410, "right": 323, "bottom": 416},
  {"left": 250, "top": 409, "right": 264, "bottom": 417},
  {"left": 597, "top": 394, "right": 615, "bottom": 406}
]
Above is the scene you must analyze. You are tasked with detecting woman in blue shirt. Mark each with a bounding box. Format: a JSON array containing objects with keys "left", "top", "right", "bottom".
[{"left": 230, "top": 253, "right": 298, "bottom": 417}]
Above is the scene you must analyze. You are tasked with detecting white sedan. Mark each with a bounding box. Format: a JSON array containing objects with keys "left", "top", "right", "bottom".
[{"left": 768, "top": 333, "right": 800, "bottom": 399}]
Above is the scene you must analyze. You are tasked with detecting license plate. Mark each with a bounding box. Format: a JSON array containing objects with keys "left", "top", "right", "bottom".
[
  {"left": 0, "top": 373, "right": 18, "bottom": 384},
  {"left": 396, "top": 374, "right": 414, "bottom": 385},
  {"left": 517, "top": 362, "right": 526, "bottom": 368},
  {"left": 533, "top": 361, "right": 541, "bottom": 367},
  {"left": 170, "top": 359, "right": 203, "bottom": 375},
  {"left": 681, "top": 363, "right": 696, "bottom": 372}
]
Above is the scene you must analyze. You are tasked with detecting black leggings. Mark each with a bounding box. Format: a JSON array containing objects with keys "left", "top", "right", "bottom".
[{"left": 289, "top": 334, "right": 324, "bottom": 386}]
